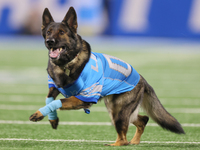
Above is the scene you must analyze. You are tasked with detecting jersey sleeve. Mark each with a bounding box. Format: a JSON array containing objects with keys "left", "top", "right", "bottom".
[{"left": 48, "top": 75, "right": 56, "bottom": 88}]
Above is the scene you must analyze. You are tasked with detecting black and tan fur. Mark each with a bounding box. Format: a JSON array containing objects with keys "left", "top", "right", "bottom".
[{"left": 29, "top": 7, "right": 185, "bottom": 146}]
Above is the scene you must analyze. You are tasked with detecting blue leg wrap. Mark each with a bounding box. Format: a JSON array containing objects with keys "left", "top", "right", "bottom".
[
  {"left": 46, "top": 97, "right": 57, "bottom": 120},
  {"left": 39, "top": 100, "right": 62, "bottom": 117},
  {"left": 84, "top": 109, "right": 90, "bottom": 114}
]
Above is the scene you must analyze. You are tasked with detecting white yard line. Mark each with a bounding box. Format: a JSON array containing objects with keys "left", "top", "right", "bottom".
[
  {"left": 0, "top": 138, "right": 199, "bottom": 144},
  {"left": 0, "top": 120, "right": 200, "bottom": 127},
  {"left": 0, "top": 105, "right": 200, "bottom": 113}
]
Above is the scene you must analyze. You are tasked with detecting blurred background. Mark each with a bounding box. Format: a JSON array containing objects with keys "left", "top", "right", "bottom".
[
  {"left": 1, "top": 0, "right": 200, "bottom": 38},
  {"left": 0, "top": 0, "right": 200, "bottom": 52}
]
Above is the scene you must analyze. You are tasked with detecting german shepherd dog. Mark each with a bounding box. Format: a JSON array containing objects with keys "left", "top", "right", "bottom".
[{"left": 29, "top": 7, "right": 185, "bottom": 146}]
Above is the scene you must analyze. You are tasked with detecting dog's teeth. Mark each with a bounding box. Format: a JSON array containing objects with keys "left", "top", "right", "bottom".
[{"left": 60, "top": 48, "right": 62, "bottom": 51}]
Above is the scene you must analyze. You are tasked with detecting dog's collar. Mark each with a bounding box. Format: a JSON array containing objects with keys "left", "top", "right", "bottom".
[
  {"left": 64, "top": 52, "right": 80, "bottom": 76},
  {"left": 64, "top": 67, "right": 70, "bottom": 76}
]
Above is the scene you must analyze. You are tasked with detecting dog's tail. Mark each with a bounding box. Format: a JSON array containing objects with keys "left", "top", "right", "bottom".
[{"left": 140, "top": 76, "right": 185, "bottom": 134}]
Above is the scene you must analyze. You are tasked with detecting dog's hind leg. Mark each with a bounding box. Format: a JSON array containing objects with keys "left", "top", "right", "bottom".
[
  {"left": 104, "top": 91, "right": 144, "bottom": 145},
  {"left": 130, "top": 114, "right": 149, "bottom": 145},
  {"left": 104, "top": 76, "right": 147, "bottom": 146},
  {"left": 105, "top": 113, "right": 130, "bottom": 146},
  {"left": 128, "top": 76, "right": 149, "bottom": 144},
  {"left": 104, "top": 95, "right": 129, "bottom": 146}
]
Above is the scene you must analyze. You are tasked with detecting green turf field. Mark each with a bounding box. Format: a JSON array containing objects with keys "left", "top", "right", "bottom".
[{"left": 0, "top": 41, "right": 200, "bottom": 149}]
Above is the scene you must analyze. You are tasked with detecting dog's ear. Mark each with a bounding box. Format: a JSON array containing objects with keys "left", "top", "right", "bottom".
[
  {"left": 62, "top": 7, "right": 78, "bottom": 33},
  {"left": 42, "top": 8, "right": 54, "bottom": 31}
]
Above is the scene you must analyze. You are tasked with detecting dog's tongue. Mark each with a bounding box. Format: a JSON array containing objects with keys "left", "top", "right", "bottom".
[{"left": 49, "top": 48, "right": 60, "bottom": 58}]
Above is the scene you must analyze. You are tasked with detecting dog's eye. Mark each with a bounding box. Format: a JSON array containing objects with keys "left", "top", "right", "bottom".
[
  {"left": 59, "top": 30, "right": 65, "bottom": 35},
  {"left": 47, "top": 31, "right": 51, "bottom": 35}
]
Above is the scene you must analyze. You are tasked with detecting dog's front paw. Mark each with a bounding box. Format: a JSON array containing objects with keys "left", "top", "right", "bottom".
[
  {"left": 49, "top": 117, "right": 59, "bottom": 129},
  {"left": 29, "top": 110, "right": 44, "bottom": 122}
]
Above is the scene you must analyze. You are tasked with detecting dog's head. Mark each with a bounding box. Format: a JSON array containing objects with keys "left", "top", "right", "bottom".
[{"left": 42, "top": 7, "right": 82, "bottom": 65}]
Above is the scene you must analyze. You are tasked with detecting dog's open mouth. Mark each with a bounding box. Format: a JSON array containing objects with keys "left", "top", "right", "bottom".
[{"left": 49, "top": 47, "right": 64, "bottom": 59}]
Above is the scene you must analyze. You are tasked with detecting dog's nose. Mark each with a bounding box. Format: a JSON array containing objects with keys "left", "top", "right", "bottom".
[{"left": 46, "top": 39, "right": 55, "bottom": 46}]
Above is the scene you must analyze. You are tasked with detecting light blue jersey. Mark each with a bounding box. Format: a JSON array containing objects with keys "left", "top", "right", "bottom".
[{"left": 48, "top": 52, "right": 140, "bottom": 104}]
